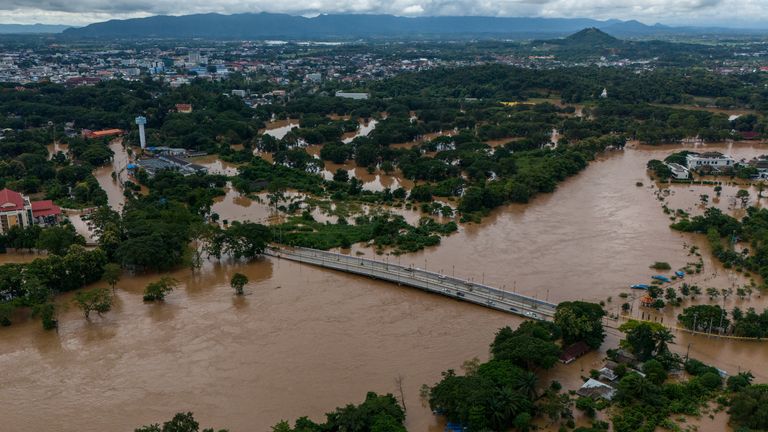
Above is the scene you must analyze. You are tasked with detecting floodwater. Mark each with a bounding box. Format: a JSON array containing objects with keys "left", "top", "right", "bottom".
[
  {"left": 93, "top": 139, "right": 130, "bottom": 211},
  {"left": 342, "top": 119, "right": 378, "bottom": 144},
  {"left": 5, "top": 141, "right": 768, "bottom": 431},
  {"left": 261, "top": 119, "right": 300, "bottom": 140},
  {"left": 189, "top": 155, "right": 241, "bottom": 176}
]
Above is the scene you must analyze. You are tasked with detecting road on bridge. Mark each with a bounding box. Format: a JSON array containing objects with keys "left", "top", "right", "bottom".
[{"left": 266, "top": 246, "right": 557, "bottom": 321}]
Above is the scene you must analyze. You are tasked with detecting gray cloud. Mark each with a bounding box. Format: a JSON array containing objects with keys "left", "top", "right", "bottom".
[{"left": 0, "top": 0, "right": 764, "bottom": 27}]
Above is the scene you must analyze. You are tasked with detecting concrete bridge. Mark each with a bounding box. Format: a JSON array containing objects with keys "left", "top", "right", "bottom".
[{"left": 265, "top": 246, "right": 557, "bottom": 320}]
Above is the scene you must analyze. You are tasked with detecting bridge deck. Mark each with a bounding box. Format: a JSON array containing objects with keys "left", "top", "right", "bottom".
[{"left": 266, "top": 246, "right": 557, "bottom": 320}]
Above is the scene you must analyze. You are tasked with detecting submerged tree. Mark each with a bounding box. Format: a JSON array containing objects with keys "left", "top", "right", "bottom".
[
  {"left": 103, "top": 263, "right": 122, "bottom": 293},
  {"left": 230, "top": 273, "right": 249, "bottom": 296},
  {"left": 73, "top": 287, "right": 113, "bottom": 320},
  {"left": 143, "top": 276, "right": 178, "bottom": 302}
]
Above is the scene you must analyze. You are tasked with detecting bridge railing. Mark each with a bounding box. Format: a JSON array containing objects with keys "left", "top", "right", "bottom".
[{"left": 270, "top": 245, "right": 557, "bottom": 312}]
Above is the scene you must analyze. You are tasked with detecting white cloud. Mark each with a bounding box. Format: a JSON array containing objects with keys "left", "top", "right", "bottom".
[{"left": 1, "top": 0, "right": 766, "bottom": 27}]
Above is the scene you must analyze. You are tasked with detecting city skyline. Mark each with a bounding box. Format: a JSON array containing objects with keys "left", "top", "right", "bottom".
[{"left": 1, "top": 0, "right": 767, "bottom": 28}]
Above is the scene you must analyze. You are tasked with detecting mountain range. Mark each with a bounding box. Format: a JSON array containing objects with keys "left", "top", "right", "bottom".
[
  {"left": 57, "top": 13, "right": 765, "bottom": 40},
  {"left": 0, "top": 24, "right": 70, "bottom": 34}
]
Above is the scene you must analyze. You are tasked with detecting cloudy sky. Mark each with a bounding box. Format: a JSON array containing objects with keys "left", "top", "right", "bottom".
[{"left": 2, "top": 0, "right": 767, "bottom": 27}]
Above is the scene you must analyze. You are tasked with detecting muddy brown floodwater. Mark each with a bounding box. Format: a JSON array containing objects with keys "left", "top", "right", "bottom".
[{"left": 4, "top": 141, "right": 768, "bottom": 431}]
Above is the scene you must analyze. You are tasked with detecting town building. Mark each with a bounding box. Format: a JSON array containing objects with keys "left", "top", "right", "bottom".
[
  {"left": 0, "top": 189, "right": 62, "bottom": 233},
  {"left": 0, "top": 188, "right": 32, "bottom": 233},
  {"left": 82, "top": 128, "right": 124, "bottom": 139},
  {"left": 685, "top": 152, "right": 735, "bottom": 172},
  {"left": 559, "top": 341, "right": 591, "bottom": 364},
  {"left": 748, "top": 156, "right": 768, "bottom": 179},
  {"left": 133, "top": 155, "right": 207, "bottom": 177},
  {"left": 30, "top": 200, "right": 62, "bottom": 226},
  {"left": 665, "top": 162, "right": 690, "bottom": 180},
  {"left": 577, "top": 378, "right": 616, "bottom": 401},
  {"left": 335, "top": 91, "right": 370, "bottom": 100},
  {"left": 175, "top": 103, "right": 193, "bottom": 113}
]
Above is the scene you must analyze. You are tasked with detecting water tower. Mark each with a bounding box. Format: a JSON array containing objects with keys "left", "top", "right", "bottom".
[{"left": 135, "top": 116, "right": 147, "bottom": 149}]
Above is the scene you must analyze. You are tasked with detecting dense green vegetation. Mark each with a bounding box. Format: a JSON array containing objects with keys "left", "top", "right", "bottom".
[
  {"left": 671, "top": 206, "right": 764, "bottom": 278},
  {"left": 425, "top": 303, "right": 605, "bottom": 432},
  {"left": 0, "top": 245, "right": 107, "bottom": 326},
  {"left": 273, "top": 213, "right": 456, "bottom": 253},
  {"left": 0, "top": 128, "right": 107, "bottom": 208},
  {"left": 272, "top": 392, "right": 406, "bottom": 432},
  {"left": 135, "top": 412, "right": 227, "bottom": 432}
]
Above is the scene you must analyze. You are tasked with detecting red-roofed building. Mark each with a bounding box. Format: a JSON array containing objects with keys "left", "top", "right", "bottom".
[
  {"left": 82, "top": 129, "right": 124, "bottom": 139},
  {"left": 0, "top": 188, "right": 32, "bottom": 233},
  {"left": 31, "top": 200, "right": 62, "bottom": 226},
  {"left": 175, "top": 103, "right": 193, "bottom": 113}
]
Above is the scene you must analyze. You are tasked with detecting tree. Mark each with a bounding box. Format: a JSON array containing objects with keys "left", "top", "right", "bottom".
[
  {"left": 642, "top": 359, "right": 668, "bottom": 385},
  {"left": 678, "top": 305, "right": 729, "bottom": 333},
  {"left": 103, "top": 263, "right": 122, "bottom": 293},
  {"left": 143, "top": 276, "right": 178, "bottom": 302},
  {"left": 554, "top": 301, "right": 606, "bottom": 348},
  {"left": 491, "top": 323, "right": 562, "bottom": 369},
  {"left": 73, "top": 287, "right": 113, "bottom": 320},
  {"left": 230, "top": 273, "right": 248, "bottom": 296},
  {"left": 36, "top": 224, "right": 85, "bottom": 255},
  {"left": 737, "top": 189, "right": 750, "bottom": 208},
  {"left": 727, "top": 371, "right": 754, "bottom": 392},
  {"left": 135, "top": 412, "right": 228, "bottom": 432},
  {"left": 729, "top": 385, "right": 768, "bottom": 431}
]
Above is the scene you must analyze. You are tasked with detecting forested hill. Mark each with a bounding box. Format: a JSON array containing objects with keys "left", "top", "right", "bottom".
[{"left": 63, "top": 13, "right": 678, "bottom": 39}]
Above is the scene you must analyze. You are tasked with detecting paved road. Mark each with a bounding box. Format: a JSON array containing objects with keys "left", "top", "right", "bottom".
[{"left": 266, "top": 246, "right": 557, "bottom": 320}]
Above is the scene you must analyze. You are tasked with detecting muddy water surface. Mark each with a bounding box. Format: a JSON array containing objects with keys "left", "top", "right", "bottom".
[
  {"left": 93, "top": 139, "right": 130, "bottom": 212},
  {"left": 4, "top": 141, "right": 768, "bottom": 431}
]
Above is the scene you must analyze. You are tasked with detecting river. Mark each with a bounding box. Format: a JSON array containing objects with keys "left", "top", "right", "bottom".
[{"left": 2, "top": 141, "right": 768, "bottom": 431}]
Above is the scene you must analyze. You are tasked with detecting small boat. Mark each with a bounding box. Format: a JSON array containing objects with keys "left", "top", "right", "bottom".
[
  {"left": 630, "top": 284, "right": 650, "bottom": 290},
  {"left": 652, "top": 275, "right": 671, "bottom": 283},
  {"left": 675, "top": 271, "right": 685, "bottom": 278}
]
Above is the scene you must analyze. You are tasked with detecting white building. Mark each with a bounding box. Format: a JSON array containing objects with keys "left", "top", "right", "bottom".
[
  {"left": 335, "top": 91, "right": 370, "bottom": 100},
  {"left": 665, "top": 162, "right": 690, "bottom": 180},
  {"left": 0, "top": 188, "right": 32, "bottom": 233},
  {"left": 685, "top": 152, "right": 735, "bottom": 172}
]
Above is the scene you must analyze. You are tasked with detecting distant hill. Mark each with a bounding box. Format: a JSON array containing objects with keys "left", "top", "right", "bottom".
[
  {"left": 61, "top": 13, "right": 676, "bottom": 39},
  {"left": 561, "top": 28, "right": 621, "bottom": 46},
  {"left": 0, "top": 24, "right": 70, "bottom": 34}
]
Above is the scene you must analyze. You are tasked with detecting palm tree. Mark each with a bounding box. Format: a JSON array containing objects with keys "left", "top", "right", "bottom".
[
  {"left": 514, "top": 371, "right": 539, "bottom": 400},
  {"left": 490, "top": 387, "right": 526, "bottom": 430},
  {"left": 654, "top": 328, "right": 674, "bottom": 355}
]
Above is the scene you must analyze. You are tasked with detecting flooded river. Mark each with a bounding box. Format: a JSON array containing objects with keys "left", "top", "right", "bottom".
[{"left": 3, "top": 141, "right": 768, "bottom": 431}]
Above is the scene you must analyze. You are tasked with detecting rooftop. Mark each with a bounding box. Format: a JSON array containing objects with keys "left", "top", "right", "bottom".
[{"left": 0, "top": 188, "right": 25, "bottom": 212}]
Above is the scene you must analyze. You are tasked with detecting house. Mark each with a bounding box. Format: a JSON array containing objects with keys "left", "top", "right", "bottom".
[
  {"left": 665, "top": 162, "right": 690, "bottom": 180},
  {"left": 175, "top": 104, "right": 193, "bottom": 113},
  {"left": 31, "top": 200, "right": 62, "bottom": 226},
  {"left": 577, "top": 378, "right": 616, "bottom": 401},
  {"left": 598, "top": 367, "right": 618, "bottom": 382},
  {"left": 685, "top": 152, "right": 735, "bottom": 172},
  {"left": 0, "top": 188, "right": 32, "bottom": 234},
  {"left": 559, "top": 341, "right": 591, "bottom": 364},
  {"left": 748, "top": 156, "right": 768, "bottom": 179}
]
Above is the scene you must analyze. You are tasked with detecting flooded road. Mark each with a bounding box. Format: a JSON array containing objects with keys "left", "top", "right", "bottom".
[
  {"left": 93, "top": 139, "right": 130, "bottom": 212},
  {"left": 3, "top": 141, "right": 768, "bottom": 431}
]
